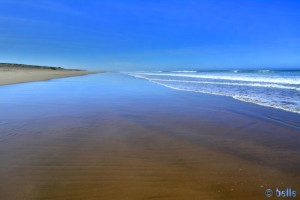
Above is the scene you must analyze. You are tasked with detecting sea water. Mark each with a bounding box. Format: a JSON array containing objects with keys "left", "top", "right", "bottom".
[{"left": 127, "top": 70, "right": 300, "bottom": 114}]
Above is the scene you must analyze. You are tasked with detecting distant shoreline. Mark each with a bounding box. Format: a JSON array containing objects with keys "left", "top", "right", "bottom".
[{"left": 0, "top": 63, "right": 99, "bottom": 86}]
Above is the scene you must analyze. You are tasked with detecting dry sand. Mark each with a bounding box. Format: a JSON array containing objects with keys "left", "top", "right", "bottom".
[{"left": 0, "top": 63, "right": 94, "bottom": 86}]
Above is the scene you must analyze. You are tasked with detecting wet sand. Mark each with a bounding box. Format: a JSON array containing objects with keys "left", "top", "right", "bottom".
[
  {"left": 0, "top": 73, "right": 299, "bottom": 200},
  {"left": 0, "top": 63, "right": 94, "bottom": 86}
]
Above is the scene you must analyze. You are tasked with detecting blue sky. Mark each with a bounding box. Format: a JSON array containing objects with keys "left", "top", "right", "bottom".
[{"left": 0, "top": 0, "right": 300, "bottom": 70}]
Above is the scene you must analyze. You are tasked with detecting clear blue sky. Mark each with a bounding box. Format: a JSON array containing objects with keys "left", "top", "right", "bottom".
[{"left": 0, "top": 0, "right": 300, "bottom": 70}]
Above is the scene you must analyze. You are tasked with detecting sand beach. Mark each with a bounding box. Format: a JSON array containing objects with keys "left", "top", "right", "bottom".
[
  {"left": 0, "top": 63, "right": 94, "bottom": 86},
  {"left": 0, "top": 72, "right": 299, "bottom": 199},
  {"left": 1, "top": 0, "right": 300, "bottom": 199}
]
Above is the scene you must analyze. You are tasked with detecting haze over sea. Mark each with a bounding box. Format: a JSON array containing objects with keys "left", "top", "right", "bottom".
[{"left": 128, "top": 70, "right": 300, "bottom": 114}]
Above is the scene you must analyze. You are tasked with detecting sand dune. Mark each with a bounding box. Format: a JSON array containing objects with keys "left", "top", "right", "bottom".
[{"left": 0, "top": 63, "right": 95, "bottom": 86}]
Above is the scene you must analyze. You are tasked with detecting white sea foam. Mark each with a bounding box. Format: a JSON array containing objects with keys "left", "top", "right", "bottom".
[
  {"left": 133, "top": 72, "right": 300, "bottom": 85},
  {"left": 232, "top": 96, "right": 300, "bottom": 114},
  {"left": 139, "top": 78, "right": 300, "bottom": 91}
]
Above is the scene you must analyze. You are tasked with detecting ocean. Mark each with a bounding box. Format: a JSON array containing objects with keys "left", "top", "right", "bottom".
[{"left": 127, "top": 70, "right": 300, "bottom": 114}]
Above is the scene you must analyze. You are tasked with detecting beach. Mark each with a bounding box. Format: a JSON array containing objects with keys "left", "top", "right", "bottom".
[
  {"left": 0, "top": 72, "right": 299, "bottom": 200},
  {"left": 0, "top": 63, "right": 94, "bottom": 86}
]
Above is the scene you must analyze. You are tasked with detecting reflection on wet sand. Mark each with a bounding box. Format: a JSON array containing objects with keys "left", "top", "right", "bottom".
[{"left": 0, "top": 73, "right": 299, "bottom": 200}]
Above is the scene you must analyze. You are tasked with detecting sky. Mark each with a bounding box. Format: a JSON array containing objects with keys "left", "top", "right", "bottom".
[{"left": 0, "top": 0, "right": 300, "bottom": 71}]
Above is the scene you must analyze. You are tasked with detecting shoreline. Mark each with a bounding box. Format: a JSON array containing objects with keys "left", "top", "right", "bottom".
[
  {"left": 0, "top": 63, "right": 98, "bottom": 86},
  {"left": 0, "top": 72, "right": 299, "bottom": 200}
]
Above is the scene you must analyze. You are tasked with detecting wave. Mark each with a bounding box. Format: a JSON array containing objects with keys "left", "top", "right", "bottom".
[
  {"left": 257, "top": 70, "right": 271, "bottom": 73},
  {"left": 126, "top": 72, "right": 300, "bottom": 114},
  {"left": 171, "top": 70, "right": 197, "bottom": 73},
  {"left": 140, "top": 78, "right": 300, "bottom": 91},
  {"left": 146, "top": 80, "right": 300, "bottom": 114},
  {"left": 133, "top": 72, "right": 300, "bottom": 85},
  {"left": 233, "top": 70, "right": 272, "bottom": 73}
]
